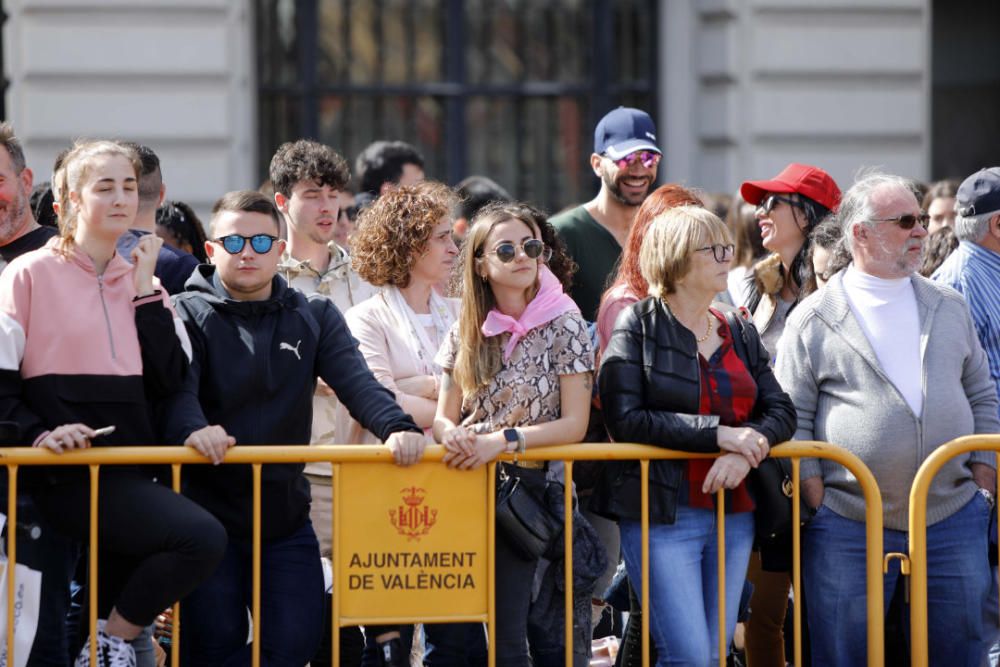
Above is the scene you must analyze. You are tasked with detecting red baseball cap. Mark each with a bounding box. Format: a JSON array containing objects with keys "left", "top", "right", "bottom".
[{"left": 740, "top": 163, "right": 841, "bottom": 212}]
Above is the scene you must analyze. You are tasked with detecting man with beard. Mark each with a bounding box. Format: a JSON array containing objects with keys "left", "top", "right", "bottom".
[
  {"left": 0, "top": 123, "right": 76, "bottom": 667},
  {"left": 775, "top": 172, "right": 999, "bottom": 667},
  {"left": 0, "top": 123, "right": 57, "bottom": 273},
  {"left": 549, "top": 107, "right": 660, "bottom": 321}
]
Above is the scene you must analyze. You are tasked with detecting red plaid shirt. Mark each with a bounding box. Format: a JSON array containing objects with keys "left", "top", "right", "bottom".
[{"left": 688, "top": 310, "right": 756, "bottom": 512}]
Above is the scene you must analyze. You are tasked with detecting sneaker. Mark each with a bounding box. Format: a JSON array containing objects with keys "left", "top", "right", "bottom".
[{"left": 74, "top": 619, "right": 137, "bottom": 667}]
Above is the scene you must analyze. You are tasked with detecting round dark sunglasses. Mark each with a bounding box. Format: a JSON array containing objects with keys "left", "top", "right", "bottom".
[
  {"left": 756, "top": 194, "right": 804, "bottom": 216},
  {"left": 211, "top": 234, "right": 279, "bottom": 255},
  {"left": 870, "top": 213, "right": 930, "bottom": 230},
  {"left": 484, "top": 239, "right": 547, "bottom": 263}
]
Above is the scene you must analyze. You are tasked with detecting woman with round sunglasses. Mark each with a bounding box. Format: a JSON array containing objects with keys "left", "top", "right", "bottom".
[
  {"left": 596, "top": 205, "right": 795, "bottom": 667},
  {"left": 434, "top": 202, "right": 594, "bottom": 665},
  {"left": 739, "top": 163, "right": 841, "bottom": 361},
  {"left": 0, "top": 140, "right": 226, "bottom": 666}
]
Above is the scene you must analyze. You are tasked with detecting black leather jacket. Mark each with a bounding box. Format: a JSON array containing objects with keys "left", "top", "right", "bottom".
[{"left": 591, "top": 297, "right": 796, "bottom": 524}]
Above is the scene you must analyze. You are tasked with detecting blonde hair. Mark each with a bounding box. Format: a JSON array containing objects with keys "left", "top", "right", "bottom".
[
  {"left": 640, "top": 205, "right": 732, "bottom": 297},
  {"left": 54, "top": 140, "right": 140, "bottom": 255},
  {"left": 452, "top": 202, "right": 541, "bottom": 395}
]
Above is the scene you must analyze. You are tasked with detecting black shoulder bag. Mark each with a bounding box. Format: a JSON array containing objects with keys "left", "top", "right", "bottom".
[{"left": 723, "top": 311, "right": 813, "bottom": 549}]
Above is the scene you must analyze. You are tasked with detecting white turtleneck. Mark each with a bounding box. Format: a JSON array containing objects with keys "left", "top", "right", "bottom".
[{"left": 842, "top": 265, "right": 923, "bottom": 417}]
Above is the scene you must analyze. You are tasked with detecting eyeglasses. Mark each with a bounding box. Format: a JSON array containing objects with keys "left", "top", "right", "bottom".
[
  {"left": 695, "top": 244, "right": 735, "bottom": 263},
  {"left": 483, "top": 239, "right": 547, "bottom": 263},
  {"left": 606, "top": 151, "right": 661, "bottom": 170},
  {"left": 756, "top": 194, "right": 804, "bottom": 216},
  {"left": 870, "top": 213, "right": 930, "bottom": 230},
  {"left": 211, "top": 234, "right": 279, "bottom": 255}
]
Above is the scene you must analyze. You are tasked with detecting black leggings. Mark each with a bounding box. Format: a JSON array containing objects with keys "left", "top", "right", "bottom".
[{"left": 33, "top": 468, "right": 227, "bottom": 627}]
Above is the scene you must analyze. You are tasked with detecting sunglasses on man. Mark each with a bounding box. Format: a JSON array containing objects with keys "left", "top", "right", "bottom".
[
  {"left": 211, "top": 234, "right": 280, "bottom": 255},
  {"left": 482, "top": 239, "right": 551, "bottom": 264},
  {"left": 870, "top": 213, "right": 930, "bottom": 230},
  {"left": 605, "top": 151, "right": 661, "bottom": 171}
]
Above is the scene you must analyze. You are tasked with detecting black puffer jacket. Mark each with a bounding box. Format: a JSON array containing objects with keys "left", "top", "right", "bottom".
[{"left": 590, "top": 297, "right": 795, "bottom": 524}]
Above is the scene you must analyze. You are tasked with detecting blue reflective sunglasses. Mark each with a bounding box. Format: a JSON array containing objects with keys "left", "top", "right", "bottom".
[{"left": 211, "top": 234, "right": 279, "bottom": 255}]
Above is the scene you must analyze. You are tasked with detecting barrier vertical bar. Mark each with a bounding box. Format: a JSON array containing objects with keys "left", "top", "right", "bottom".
[
  {"left": 488, "top": 462, "right": 496, "bottom": 667},
  {"left": 89, "top": 464, "right": 100, "bottom": 667},
  {"left": 171, "top": 463, "right": 182, "bottom": 667},
  {"left": 332, "top": 463, "right": 340, "bottom": 665},
  {"left": 6, "top": 465, "right": 17, "bottom": 664},
  {"left": 252, "top": 463, "right": 262, "bottom": 667},
  {"left": 564, "top": 461, "right": 574, "bottom": 666},
  {"left": 640, "top": 459, "right": 650, "bottom": 667},
  {"left": 716, "top": 487, "right": 728, "bottom": 667},
  {"left": 791, "top": 458, "right": 802, "bottom": 667}
]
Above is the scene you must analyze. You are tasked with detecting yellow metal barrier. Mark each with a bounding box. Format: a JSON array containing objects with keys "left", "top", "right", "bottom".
[
  {"left": 0, "top": 440, "right": 885, "bottom": 667},
  {"left": 907, "top": 434, "right": 1000, "bottom": 667}
]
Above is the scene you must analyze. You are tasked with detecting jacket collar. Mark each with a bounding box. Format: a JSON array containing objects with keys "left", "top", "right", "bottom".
[{"left": 810, "top": 267, "right": 941, "bottom": 395}]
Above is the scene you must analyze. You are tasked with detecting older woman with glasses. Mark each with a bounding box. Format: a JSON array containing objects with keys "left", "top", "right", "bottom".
[{"left": 595, "top": 205, "right": 795, "bottom": 667}]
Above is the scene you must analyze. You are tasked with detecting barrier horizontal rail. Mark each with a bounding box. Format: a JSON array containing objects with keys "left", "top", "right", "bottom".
[
  {"left": 0, "top": 440, "right": 885, "bottom": 666},
  {"left": 908, "top": 434, "right": 1000, "bottom": 667}
]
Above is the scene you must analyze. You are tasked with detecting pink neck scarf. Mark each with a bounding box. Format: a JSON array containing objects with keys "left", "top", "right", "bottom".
[{"left": 481, "top": 265, "right": 579, "bottom": 360}]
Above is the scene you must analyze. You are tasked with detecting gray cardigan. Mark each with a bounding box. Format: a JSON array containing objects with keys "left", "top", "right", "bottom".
[{"left": 775, "top": 271, "right": 1000, "bottom": 531}]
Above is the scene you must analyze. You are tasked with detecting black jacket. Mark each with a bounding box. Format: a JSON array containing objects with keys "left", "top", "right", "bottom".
[
  {"left": 591, "top": 297, "right": 795, "bottom": 524},
  {"left": 163, "top": 266, "right": 420, "bottom": 539}
]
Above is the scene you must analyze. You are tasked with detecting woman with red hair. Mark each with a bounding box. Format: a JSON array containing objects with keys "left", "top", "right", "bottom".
[{"left": 596, "top": 184, "right": 705, "bottom": 355}]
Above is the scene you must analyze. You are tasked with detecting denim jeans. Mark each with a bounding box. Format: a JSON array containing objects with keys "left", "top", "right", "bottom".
[
  {"left": 180, "top": 520, "right": 325, "bottom": 667},
  {"left": 804, "top": 496, "right": 991, "bottom": 667},
  {"left": 620, "top": 506, "right": 754, "bottom": 667}
]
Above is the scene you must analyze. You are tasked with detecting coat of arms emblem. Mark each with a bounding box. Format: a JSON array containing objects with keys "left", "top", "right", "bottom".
[{"left": 389, "top": 486, "right": 438, "bottom": 540}]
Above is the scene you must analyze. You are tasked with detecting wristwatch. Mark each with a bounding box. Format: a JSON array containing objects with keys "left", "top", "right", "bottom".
[
  {"left": 978, "top": 487, "right": 996, "bottom": 510},
  {"left": 503, "top": 428, "right": 526, "bottom": 454}
]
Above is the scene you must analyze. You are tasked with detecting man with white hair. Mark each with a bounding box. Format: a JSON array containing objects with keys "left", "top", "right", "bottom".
[
  {"left": 775, "top": 171, "right": 999, "bottom": 666},
  {"left": 933, "top": 167, "right": 1000, "bottom": 418}
]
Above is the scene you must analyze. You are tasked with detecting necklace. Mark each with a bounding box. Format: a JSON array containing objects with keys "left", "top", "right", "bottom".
[
  {"left": 663, "top": 298, "right": 713, "bottom": 342},
  {"left": 696, "top": 312, "right": 713, "bottom": 342}
]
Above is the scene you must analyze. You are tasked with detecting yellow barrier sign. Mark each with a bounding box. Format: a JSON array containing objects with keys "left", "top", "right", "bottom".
[{"left": 336, "top": 462, "right": 489, "bottom": 620}]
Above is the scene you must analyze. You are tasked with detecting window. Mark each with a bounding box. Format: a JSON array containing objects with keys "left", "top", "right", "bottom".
[{"left": 256, "top": 0, "right": 657, "bottom": 213}]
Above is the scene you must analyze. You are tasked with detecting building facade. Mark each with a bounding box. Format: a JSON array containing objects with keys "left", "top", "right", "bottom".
[{"left": 3, "top": 0, "right": 997, "bottom": 216}]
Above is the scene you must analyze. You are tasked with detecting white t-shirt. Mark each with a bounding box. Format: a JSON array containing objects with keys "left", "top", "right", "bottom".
[{"left": 842, "top": 265, "right": 923, "bottom": 417}]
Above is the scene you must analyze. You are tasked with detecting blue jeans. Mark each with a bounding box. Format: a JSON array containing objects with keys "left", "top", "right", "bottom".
[
  {"left": 804, "top": 496, "right": 991, "bottom": 667},
  {"left": 620, "top": 506, "right": 754, "bottom": 667},
  {"left": 180, "top": 520, "right": 324, "bottom": 667}
]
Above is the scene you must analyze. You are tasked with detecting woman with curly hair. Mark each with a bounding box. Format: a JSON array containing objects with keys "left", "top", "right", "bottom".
[{"left": 337, "top": 181, "right": 482, "bottom": 666}]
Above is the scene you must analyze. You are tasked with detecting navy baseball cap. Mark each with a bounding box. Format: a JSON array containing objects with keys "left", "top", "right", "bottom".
[
  {"left": 594, "top": 107, "right": 661, "bottom": 160},
  {"left": 956, "top": 167, "right": 1000, "bottom": 217}
]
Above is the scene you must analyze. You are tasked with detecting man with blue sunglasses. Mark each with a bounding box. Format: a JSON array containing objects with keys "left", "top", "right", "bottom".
[{"left": 162, "top": 190, "right": 423, "bottom": 666}]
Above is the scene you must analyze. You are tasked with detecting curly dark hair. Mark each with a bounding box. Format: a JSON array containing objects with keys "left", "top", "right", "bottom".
[
  {"left": 350, "top": 181, "right": 458, "bottom": 287},
  {"left": 268, "top": 140, "right": 350, "bottom": 198},
  {"left": 157, "top": 200, "right": 208, "bottom": 262}
]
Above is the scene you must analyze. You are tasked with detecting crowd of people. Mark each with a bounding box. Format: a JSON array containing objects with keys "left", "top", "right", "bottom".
[{"left": 0, "top": 103, "right": 998, "bottom": 667}]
